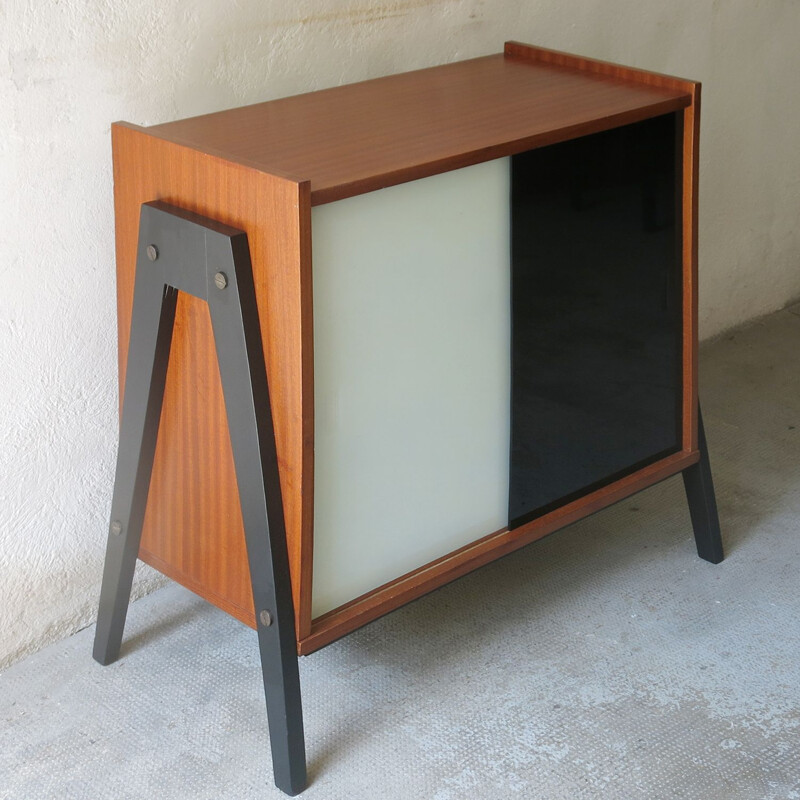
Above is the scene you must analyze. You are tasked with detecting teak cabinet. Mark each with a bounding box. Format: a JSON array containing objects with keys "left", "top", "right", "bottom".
[{"left": 95, "top": 42, "right": 723, "bottom": 795}]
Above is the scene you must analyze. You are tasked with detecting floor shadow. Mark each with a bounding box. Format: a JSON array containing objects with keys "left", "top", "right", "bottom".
[{"left": 118, "top": 602, "right": 205, "bottom": 659}]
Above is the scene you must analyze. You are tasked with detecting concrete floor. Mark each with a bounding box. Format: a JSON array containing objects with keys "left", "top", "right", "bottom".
[{"left": 2, "top": 306, "right": 800, "bottom": 800}]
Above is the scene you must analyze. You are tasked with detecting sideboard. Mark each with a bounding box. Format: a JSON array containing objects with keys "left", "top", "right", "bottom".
[{"left": 94, "top": 42, "right": 723, "bottom": 795}]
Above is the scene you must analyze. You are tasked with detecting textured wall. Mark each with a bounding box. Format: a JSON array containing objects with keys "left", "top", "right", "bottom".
[{"left": 2, "top": 0, "right": 799, "bottom": 668}]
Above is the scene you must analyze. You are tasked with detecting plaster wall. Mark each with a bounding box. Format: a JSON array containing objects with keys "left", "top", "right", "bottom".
[{"left": 1, "top": 0, "right": 798, "bottom": 668}]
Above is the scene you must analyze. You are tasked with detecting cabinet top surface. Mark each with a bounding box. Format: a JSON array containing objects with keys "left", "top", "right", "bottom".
[{"left": 139, "top": 43, "right": 693, "bottom": 205}]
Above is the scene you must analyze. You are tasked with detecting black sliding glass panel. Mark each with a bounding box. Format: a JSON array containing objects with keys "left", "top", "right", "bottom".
[{"left": 509, "top": 112, "right": 683, "bottom": 528}]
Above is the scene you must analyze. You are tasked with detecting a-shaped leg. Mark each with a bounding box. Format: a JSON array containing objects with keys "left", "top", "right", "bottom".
[
  {"left": 93, "top": 202, "right": 306, "bottom": 795},
  {"left": 682, "top": 407, "right": 724, "bottom": 564},
  {"left": 93, "top": 240, "right": 177, "bottom": 666}
]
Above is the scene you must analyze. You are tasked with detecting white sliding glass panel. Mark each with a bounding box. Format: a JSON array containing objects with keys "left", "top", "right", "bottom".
[{"left": 311, "top": 158, "right": 511, "bottom": 617}]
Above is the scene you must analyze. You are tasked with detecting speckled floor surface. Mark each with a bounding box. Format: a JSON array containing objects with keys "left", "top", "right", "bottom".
[{"left": 2, "top": 306, "right": 800, "bottom": 800}]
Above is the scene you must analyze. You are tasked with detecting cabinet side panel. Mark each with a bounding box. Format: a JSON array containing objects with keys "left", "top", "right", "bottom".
[{"left": 112, "top": 125, "right": 311, "bottom": 637}]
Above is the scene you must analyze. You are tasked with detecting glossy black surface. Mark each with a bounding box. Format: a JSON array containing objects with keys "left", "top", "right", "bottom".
[{"left": 509, "top": 112, "right": 683, "bottom": 528}]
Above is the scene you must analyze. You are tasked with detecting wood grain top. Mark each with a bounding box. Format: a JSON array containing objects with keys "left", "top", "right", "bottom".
[{"left": 139, "top": 43, "right": 692, "bottom": 205}]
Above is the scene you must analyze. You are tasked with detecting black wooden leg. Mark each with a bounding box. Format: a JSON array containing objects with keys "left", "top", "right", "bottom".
[
  {"left": 682, "top": 407, "right": 724, "bottom": 564},
  {"left": 93, "top": 230, "right": 177, "bottom": 666},
  {"left": 93, "top": 201, "right": 307, "bottom": 796},
  {"left": 207, "top": 231, "right": 307, "bottom": 796}
]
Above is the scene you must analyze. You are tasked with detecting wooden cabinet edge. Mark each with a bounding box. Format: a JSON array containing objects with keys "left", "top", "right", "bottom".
[{"left": 682, "top": 87, "right": 701, "bottom": 453}]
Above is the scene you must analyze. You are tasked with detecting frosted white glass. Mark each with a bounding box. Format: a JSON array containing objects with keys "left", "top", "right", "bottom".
[{"left": 311, "top": 158, "right": 511, "bottom": 617}]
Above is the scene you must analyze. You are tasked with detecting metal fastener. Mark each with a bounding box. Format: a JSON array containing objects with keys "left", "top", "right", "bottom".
[
  {"left": 110, "top": 520, "right": 123, "bottom": 536},
  {"left": 214, "top": 271, "right": 228, "bottom": 290},
  {"left": 259, "top": 609, "right": 273, "bottom": 627},
  {"left": 146, "top": 244, "right": 159, "bottom": 262}
]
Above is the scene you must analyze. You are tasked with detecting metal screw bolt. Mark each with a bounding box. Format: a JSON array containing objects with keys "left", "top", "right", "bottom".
[
  {"left": 110, "top": 520, "right": 123, "bottom": 536},
  {"left": 259, "top": 609, "right": 273, "bottom": 627},
  {"left": 214, "top": 271, "right": 228, "bottom": 290},
  {"left": 146, "top": 244, "right": 159, "bottom": 262}
]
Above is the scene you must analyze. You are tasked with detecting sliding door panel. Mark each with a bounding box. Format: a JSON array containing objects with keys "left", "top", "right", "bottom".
[
  {"left": 510, "top": 113, "right": 683, "bottom": 527},
  {"left": 312, "top": 158, "right": 511, "bottom": 617}
]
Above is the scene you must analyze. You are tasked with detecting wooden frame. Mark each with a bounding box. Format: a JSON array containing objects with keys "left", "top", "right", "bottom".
[{"left": 111, "top": 42, "right": 702, "bottom": 655}]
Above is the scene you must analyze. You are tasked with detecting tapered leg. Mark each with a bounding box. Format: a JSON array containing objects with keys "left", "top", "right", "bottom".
[
  {"left": 208, "top": 232, "right": 307, "bottom": 796},
  {"left": 93, "top": 241, "right": 177, "bottom": 666},
  {"left": 683, "top": 407, "right": 724, "bottom": 564},
  {"left": 93, "top": 202, "right": 307, "bottom": 795}
]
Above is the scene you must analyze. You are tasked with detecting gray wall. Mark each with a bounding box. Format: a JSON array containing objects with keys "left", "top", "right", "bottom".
[{"left": 2, "top": 0, "right": 799, "bottom": 668}]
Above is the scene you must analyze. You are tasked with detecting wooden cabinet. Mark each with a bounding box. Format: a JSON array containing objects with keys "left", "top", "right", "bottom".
[{"left": 97, "top": 42, "right": 721, "bottom": 794}]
